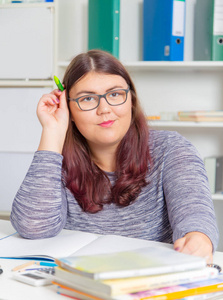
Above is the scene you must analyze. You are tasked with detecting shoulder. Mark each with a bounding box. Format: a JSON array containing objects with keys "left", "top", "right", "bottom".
[
  {"left": 148, "top": 129, "right": 201, "bottom": 161},
  {"left": 149, "top": 129, "right": 192, "bottom": 150}
]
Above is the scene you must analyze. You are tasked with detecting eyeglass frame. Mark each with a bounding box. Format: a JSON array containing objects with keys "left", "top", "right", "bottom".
[{"left": 68, "top": 87, "right": 130, "bottom": 111}]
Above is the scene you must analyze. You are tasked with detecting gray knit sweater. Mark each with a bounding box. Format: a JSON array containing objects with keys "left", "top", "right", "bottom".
[{"left": 10, "top": 130, "right": 219, "bottom": 250}]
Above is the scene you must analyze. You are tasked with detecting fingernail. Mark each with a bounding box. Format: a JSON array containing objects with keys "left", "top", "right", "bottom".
[
  {"left": 174, "top": 247, "right": 180, "bottom": 251},
  {"left": 55, "top": 98, "right": 60, "bottom": 103}
]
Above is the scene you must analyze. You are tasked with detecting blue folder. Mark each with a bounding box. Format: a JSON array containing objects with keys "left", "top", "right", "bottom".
[{"left": 143, "top": 0, "right": 186, "bottom": 61}]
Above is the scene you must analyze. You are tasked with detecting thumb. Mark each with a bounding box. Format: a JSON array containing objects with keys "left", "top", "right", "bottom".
[{"left": 174, "top": 236, "right": 186, "bottom": 252}]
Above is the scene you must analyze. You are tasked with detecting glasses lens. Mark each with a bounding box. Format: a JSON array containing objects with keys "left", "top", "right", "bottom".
[
  {"left": 78, "top": 95, "right": 99, "bottom": 110},
  {"left": 106, "top": 89, "right": 127, "bottom": 105}
]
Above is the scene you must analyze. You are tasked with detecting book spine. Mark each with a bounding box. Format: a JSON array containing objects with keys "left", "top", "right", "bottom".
[
  {"left": 110, "top": 268, "right": 218, "bottom": 295},
  {"left": 215, "top": 157, "right": 223, "bottom": 192},
  {"left": 145, "top": 284, "right": 223, "bottom": 300},
  {"left": 204, "top": 156, "right": 223, "bottom": 194},
  {"left": 205, "top": 157, "right": 217, "bottom": 194},
  {"left": 194, "top": 0, "right": 214, "bottom": 61}
]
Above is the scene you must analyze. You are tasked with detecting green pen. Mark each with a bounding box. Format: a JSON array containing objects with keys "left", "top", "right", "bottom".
[{"left": 54, "top": 75, "right": 64, "bottom": 91}]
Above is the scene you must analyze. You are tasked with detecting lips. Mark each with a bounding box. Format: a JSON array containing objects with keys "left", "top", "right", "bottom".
[{"left": 98, "top": 120, "right": 115, "bottom": 128}]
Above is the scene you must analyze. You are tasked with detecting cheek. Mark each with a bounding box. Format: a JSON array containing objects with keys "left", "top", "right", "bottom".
[
  {"left": 71, "top": 110, "right": 94, "bottom": 136},
  {"left": 115, "top": 102, "right": 132, "bottom": 120}
]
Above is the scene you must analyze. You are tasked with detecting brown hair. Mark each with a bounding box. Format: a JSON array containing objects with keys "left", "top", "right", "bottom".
[{"left": 62, "top": 50, "right": 150, "bottom": 213}]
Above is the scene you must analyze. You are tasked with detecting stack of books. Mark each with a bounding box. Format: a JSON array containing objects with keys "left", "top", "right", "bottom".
[
  {"left": 178, "top": 111, "right": 223, "bottom": 122},
  {"left": 52, "top": 246, "right": 223, "bottom": 300}
]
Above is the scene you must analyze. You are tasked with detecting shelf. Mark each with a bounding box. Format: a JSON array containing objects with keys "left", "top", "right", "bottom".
[
  {"left": 0, "top": 2, "right": 55, "bottom": 8},
  {"left": 0, "top": 80, "right": 54, "bottom": 87},
  {"left": 212, "top": 194, "right": 223, "bottom": 201},
  {"left": 0, "top": 211, "right": 10, "bottom": 220},
  {"left": 58, "top": 61, "right": 223, "bottom": 72},
  {"left": 149, "top": 121, "right": 223, "bottom": 128},
  {"left": 124, "top": 61, "right": 223, "bottom": 72}
]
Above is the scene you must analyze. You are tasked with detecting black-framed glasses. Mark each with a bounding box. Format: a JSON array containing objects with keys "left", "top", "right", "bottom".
[{"left": 68, "top": 87, "right": 130, "bottom": 111}]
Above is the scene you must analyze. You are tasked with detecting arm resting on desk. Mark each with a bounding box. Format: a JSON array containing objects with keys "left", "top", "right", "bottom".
[{"left": 10, "top": 151, "right": 67, "bottom": 239}]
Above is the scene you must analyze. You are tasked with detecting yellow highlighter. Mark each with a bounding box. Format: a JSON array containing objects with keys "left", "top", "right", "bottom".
[{"left": 54, "top": 75, "right": 64, "bottom": 91}]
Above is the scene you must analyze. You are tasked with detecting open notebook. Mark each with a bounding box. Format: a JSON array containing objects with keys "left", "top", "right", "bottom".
[
  {"left": 0, "top": 220, "right": 206, "bottom": 279},
  {"left": 0, "top": 220, "right": 172, "bottom": 260}
]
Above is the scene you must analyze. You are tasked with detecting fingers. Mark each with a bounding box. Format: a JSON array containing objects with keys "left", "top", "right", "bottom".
[
  {"left": 174, "top": 237, "right": 186, "bottom": 252},
  {"left": 174, "top": 232, "right": 213, "bottom": 263},
  {"left": 58, "top": 90, "right": 68, "bottom": 110},
  {"left": 38, "top": 88, "right": 67, "bottom": 110},
  {"left": 38, "top": 92, "right": 60, "bottom": 109}
]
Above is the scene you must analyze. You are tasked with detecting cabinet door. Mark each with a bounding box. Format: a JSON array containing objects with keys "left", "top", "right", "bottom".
[
  {"left": 0, "top": 87, "right": 51, "bottom": 152},
  {"left": 0, "top": 7, "right": 53, "bottom": 79}
]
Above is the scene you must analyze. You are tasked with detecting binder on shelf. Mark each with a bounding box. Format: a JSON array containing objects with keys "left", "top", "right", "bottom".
[
  {"left": 194, "top": 0, "right": 223, "bottom": 61},
  {"left": 212, "top": 0, "right": 223, "bottom": 60},
  {"left": 204, "top": 156, "right": 223, "bottom": 194},
  {"left": 88, "top": 0, "right": 120, "bottom": 58},
  {"left": 143, "top": 0, "right": 186, "bottom": 61}
]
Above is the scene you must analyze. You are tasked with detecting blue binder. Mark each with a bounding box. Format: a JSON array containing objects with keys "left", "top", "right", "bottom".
[{"left": 143, "top": 0, "right": 186, "bottom": 61}]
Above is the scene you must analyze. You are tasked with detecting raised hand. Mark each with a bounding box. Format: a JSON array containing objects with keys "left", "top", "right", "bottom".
[{"left": 37, "top": 89, "right": 70, "bottom": 154}]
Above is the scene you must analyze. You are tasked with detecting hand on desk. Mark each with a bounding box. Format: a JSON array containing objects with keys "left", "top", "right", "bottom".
[{"left": 174, "top": 231, "right": 213, "bottom": 263}]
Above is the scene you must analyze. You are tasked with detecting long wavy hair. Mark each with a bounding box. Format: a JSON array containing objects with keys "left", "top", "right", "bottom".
[{"left": 62, "top": 50, "right": 150, "bottom": 213}]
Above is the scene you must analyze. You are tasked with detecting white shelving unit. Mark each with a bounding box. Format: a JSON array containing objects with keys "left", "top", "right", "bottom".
[
  {"left": 0, "top": 80, "right": 54, "bottom": 87},
  {"left": 0, "top": 1, "right": 57, "bottom": 86},
  {"left": 0, "top": 2, "right": 54, "bottom": 8},
  {"left": 0, "top": 1, "right": 58, "bottom": 217}
]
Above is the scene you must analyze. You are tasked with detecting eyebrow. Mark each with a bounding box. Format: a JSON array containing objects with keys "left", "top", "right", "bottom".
[{"left": 75, "top": 85, "right": 126, "bottom": 97}]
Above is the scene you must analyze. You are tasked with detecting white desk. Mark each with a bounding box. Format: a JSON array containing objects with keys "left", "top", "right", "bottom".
[
  {"left": 1, "top": 253, "right": 223, "bottom": 300},
  {"left": 1, "top": 219, "right": 223, "bottom": 300},
  {"left": 1, "top": 259, "right": 61, "bottom": 300}
]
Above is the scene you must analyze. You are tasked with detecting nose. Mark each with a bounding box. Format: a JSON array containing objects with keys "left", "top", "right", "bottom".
[{"left": 96, "top": 96, "right": 111, "bottom": 114}]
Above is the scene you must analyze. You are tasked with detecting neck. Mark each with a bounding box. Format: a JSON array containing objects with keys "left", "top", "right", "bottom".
[{"left": 89, "top": 143, "right": 117, "bottom": 172}]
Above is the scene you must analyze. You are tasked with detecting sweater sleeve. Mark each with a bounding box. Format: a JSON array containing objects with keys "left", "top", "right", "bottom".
[
  {"left": 162, "top": 132, "right": 219, "bottom": 252},
  {"left": 10, "top": 151, "right": 67, "bottom": 239}
]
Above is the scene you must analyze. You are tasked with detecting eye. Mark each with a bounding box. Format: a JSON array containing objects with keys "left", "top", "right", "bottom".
[
  {"left": 79, "top": 96, "right": 96, "bottom": 103},
  {"left": 108, "top": 91, "right": 121, "bottom": 98}
]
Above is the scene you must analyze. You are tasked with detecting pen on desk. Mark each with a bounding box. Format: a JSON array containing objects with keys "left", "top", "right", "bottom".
[
  {"left": 35, "top": 262, "right": 57, "bottom": 267},
  {"left": 54, "top": 75, "right": 64, "bottom": 91},
  {"left": 12, "top": 260, "right": 35, "bottom": 272},
  {"left": 12, "top": 261, "right": 57, "bottom": 272}
]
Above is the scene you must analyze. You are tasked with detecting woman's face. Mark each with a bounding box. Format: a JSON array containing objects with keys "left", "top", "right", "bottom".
[{"left": 69, "top": 72, "right": 132, "bottom": 151}]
